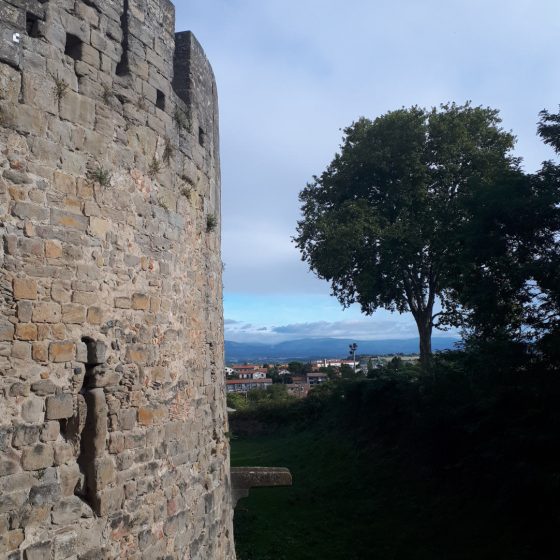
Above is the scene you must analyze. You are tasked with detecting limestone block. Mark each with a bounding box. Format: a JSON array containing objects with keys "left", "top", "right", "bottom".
[
  {"left": 23, "top": 541, "right": 53, "bottom": 560},
  {"left": 59, "top": 90, "right": 96, "bottom": 129},
  {"left": 12, "top": 424, "right": 41, "bottom": 448},
  {"left": 31, "top": 342, "right": 48, "bottom": 362},
  {"left": 51, "top": 496, "right": 83, "bottom": 525},
  {"left": 0, "top": 318, "right": 15, "bottom": 341},
  {"left": 13, "top": 278, "right": 38, "bottom": 300},
  {"left": 50, "top": 208, "right": 89, "bottom": 231},
  {"left": 49, "top": 341, "right": 75, "bottom": 363},
  {"left": 86, "top": 306, "right": 103, "bottom": 325},
  {"left": 21, "top": 444, "right": 54, "bottom": 471},
  {"left": 21, "top": 396, "right": 44, "bottom": 423},
  {"left": 62, "top": 303, "right": 86, "bottom": 324},
  {"left": 46, "top": 393, "right": 74, "bottom": 420},
  {"left": 17, "top": 301, "right": 33, "bottom": 322},
  {"left": 12, "top": 341, "right": 32, "bottom": 360},
  {"left": 31, "top": 379, "right": 57, "bottom": 396},
  {"left": 59, "top": 463, "right": 82, "bottom": 496},
  {"left": 32, "top": 302, "right": 62, "bottom": 323},
  {"left": 15, "top": 323, "right": 38, "bottom": 341}
]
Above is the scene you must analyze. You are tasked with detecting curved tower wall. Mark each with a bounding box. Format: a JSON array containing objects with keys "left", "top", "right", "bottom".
[{"left": 0, "top": 0, "right": 234, "bottom": 558}]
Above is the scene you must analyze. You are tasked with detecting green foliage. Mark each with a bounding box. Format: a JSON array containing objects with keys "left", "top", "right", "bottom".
[
  {"left": 88, "top": 166, "right": 111, "bottom": 187},
  {"left": 206, "top": 213, "right": 218, "bottom": 232},
  {"left": 148, "top": 157, "right": 161, "bottom": 178},
  {"left": 173, "top": 107, "right": 191, "bottom": 133},
  {"left": 162, "top": 137, "right": 174, "bottom": 164},
  {"left": 52, "top": 74, "right": 69, "bottom": 100},
  {"left": 233, "top": 353, "right": 560, "bottom": 558},
  {"left": 294, "top": 103, "right": 518, "bottom": 364},
  {"left": 227, "top": 392, "right": 249, "bottom": 411}
]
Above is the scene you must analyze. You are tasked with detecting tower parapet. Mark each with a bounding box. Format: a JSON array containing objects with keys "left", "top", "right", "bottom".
[{"left": 0, "top": 0, "right": 233, "bottom": 558}]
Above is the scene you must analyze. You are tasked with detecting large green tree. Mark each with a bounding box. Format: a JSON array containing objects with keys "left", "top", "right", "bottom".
[{"left": 294, "top": 103, "right": 518, "bottom": 365}]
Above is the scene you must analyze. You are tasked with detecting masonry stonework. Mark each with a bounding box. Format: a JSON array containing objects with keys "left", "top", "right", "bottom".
[{"left": 0, "top": 0, "right": 235, "bottom": 558}]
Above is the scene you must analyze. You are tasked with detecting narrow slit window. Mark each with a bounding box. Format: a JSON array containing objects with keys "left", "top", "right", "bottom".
[
  {"left": 65, "top": 34, "right": 83, "bottom": 61},
  {"left": 156, "top": 89, "right": 166, "bottom": 111},
  {"left": 116, "top": 0, "right": 130, "bottom": 76},
  {"left": 26, "top": 12, "right": 41, "bottom": 38},
  {"left": 199, "top": 127, "right": 206, "bottom": 147}
]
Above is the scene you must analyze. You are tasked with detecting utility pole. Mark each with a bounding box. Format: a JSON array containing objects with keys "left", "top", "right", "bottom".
[{"left": 349, "top": 343, "right": 358, "bottom": 373}]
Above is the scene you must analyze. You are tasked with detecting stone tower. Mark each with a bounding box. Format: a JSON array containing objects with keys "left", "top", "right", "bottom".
[{"left": 0, "top": 0, "right": 235, "bottom": 558}]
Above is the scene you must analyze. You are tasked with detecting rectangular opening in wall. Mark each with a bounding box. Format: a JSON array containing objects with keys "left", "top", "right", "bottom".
[
  {"left": 199, "top": 127, "right": 206, "bottom": 147},
  {"left": 26, "top": 12, "right": 41, "bottom": 38},
  {"left": 65, "top": 34, "right": 83, "bottom": 61},
  {"left": 156, "top": 89, "right": 166, "bottom": 111},
  {"left": 116, "top": 0, "right": 130, "bottom": 76}
]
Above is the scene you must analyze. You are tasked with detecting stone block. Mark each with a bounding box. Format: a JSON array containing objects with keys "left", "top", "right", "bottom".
[
  {"left": 49, "top": 341, "right": 75, "bottom": 362},
  {"left": 51, "top": 281, "right": 72, "bottom": 304},
  {"left": 131, "top": 293, "right": 150, "bottom": 310},
  {"left": 32, "top": 342, "right": 48, "bottom": 362},
  {"left": 21, "top": 397, "right": 44, "bottom": 423},
  {"left": 13, "top": 278, "right": 38, "bottom": 300},
  {"left": 15, "top": 323, "right": 38, "bottom": 341},
  {"left": 29, "top": 482, "right": 61, "bottom": 506},
  {"left": 114, "top": 297, "right": 131, "bottom": 309},
  {"left": 59, "top": 463, "right": 82, "bottom": 496},
  {"left": 12, "top": 424, "right": 41, "bottom": 448},
  {"left": 32, "top": 302, "right": 61, "bottom": 323},
  {"left": 61, "top": 303, "right": 86, "bottom": 324},
  {"left": 0, "top": 458, "right": 19, "bottom": 477},
  {"left": 0, "top": 318, "right": 15, "bottom": 341},
  {"left": 118, "top": 409, "right": 137, "bottom": 431},
  {"left": 51, "top": 496, "right": 83, "bottom": 525},
  {"left": 46, "top": 393, "right": 73, "bottom": 420},
  {"left": 50, "top": 208, "right": 89, "bottom": 231},
  {"left": 31, "top": 379, "right": 57, "bottom": 396},
  {"left": 24, "top": 541, "right": 52, "bottom": 560},
  {"left": 40, "top": 421, "right": 60, "bottom": 443},
  {"left": 59, "top": 90, "right": 96, "bottom": 128},
  {"left": 86, "top": 306, "right": 103, "bottom": 325},
  {"left": 12, "top": 341, "right": 31, "bottom": 360},
  {"left": 53, "top": 441, "right": 74, "bottom": 466},
  {"left": 21, "top": 444, "right": 54, "bottom": 471},
  {"left": 17, "top": 301, "right": 33, "bottom": 322},
  {"left": 45, "top": 240, "right": 63, "bottom": 258}
]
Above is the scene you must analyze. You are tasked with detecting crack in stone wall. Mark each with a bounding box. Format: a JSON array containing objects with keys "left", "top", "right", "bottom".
[{"left": 0, "top": 0, "right": 234, "bottom": 558}]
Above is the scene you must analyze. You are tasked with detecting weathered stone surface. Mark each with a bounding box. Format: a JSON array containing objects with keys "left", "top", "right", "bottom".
[
  {"left": 21, "top": 444, "right": 54, "bottom": 471},
  {"left": 49, "top": 341, "right": 75, "bottom": 363},
  {"left": 13, "top": 278, "right": 38, "bottom": 300},
  {"left": 46, "top": 393, "right": 73, "bottom": 420},
  {"left": 0, "top": 1, "right": 233, "bottom": 558}
]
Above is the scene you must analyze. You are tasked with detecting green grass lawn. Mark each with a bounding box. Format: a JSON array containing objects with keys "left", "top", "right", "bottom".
[{"left": 231, "top": 428, "right": 545, "bottom": 560}]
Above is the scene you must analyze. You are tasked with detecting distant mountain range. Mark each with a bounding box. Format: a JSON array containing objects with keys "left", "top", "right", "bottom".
[{"left": 225, "top": 337, "right": 460, "bottom": 363}]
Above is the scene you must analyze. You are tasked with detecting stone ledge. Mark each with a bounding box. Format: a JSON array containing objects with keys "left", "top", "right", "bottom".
[{"left": 231, "top": 467, "right": 293, "bottom": 507}]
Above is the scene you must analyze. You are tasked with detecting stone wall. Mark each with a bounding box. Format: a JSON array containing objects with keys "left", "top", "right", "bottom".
[{"left": 0, "top": 0, "right": 235, "bottom": 558}]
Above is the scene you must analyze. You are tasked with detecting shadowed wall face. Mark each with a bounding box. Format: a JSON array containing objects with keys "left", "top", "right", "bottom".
[{"left": 0, "top": 0, "right": 234, "bottom": 558}]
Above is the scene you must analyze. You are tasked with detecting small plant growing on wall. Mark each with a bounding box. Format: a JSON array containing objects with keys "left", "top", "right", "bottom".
[
  {"left": 148, "top": 157, "right": 161, "bottom": 178},
  {"left": 163, "top": 137, "right": 174, "bottom": 164},
  {"left": 52, "top": 74, "right": 69, "bottom": 100},
  {"left": 180, "top": 186, "right": 192, "bottom": 200},
  {"left": 88, "top": 166, "right": 111, "bottom": 187},
  {"left": 206, "top": 214, "right": 218, "bottom": 233},
  {"left": 173, "top": 107, "right": 192, "bottom": 133}
]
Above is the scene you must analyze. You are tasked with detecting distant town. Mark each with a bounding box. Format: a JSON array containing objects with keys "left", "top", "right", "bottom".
[{"left": 226, "top": 353, "right": 419, "bottom": 398}]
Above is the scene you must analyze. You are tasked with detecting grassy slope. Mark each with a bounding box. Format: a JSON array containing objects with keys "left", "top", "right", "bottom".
[{"left": 231, "top": 427, "right": 544, "bottom": 560}]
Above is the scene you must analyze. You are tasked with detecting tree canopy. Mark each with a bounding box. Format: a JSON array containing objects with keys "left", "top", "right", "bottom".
[{"left": 294, "top": 103, "right": 557, "bottom": 365}]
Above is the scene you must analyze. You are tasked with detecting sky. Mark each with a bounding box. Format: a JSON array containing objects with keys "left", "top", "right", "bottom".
[{"left": 175, "top": 1, "right": 560, "bottom": 344}]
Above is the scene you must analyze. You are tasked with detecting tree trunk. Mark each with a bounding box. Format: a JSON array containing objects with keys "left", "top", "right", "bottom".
[{"left": 414, "top": 314, "right": 433, "bottom": 369}]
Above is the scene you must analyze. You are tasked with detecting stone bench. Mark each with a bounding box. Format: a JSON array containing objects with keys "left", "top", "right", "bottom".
[{"left": 231, "top": 467, "right": 293, "bottom": 507}]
